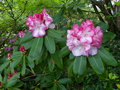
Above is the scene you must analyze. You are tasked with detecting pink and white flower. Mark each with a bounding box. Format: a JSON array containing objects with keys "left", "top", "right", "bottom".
[
  {"left": 26, "top": 9, "right": 53, "bottom": 37},
  {"left": 66, "top": 20, "right": 103, "bottom": 56},
  {"left": 18, "top": 31, "right": 25, "bottom": 38},
  {"left": 7, "top": 53, "right": 12, "bottom": 59}
]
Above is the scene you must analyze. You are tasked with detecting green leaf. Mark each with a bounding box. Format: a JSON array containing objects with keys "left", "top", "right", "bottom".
[
  {"left": 88, "top": 54, "right": 104, "bottom": 74},
  {"left": 7, "top": 73, "right": 20, "bottom": 87},
  {"left": 98, "top": 47, "right": 117, "bottom": 66},
  {"left": 8, "top": 87, "right": 21, "bottom": 90},
  {"left": 21, "top": 56, "right": 26, "bottom": 76},
  {"left": 51, "top": 84, "right": 58, "bottom": 90},
  {"left": 47, "top": 29, "right": 63, "bottom": 39},
  {"left": 45, "top": 36, "right": 56, "bottom": 54},
  {"left": 103, "top": 32, "right": 116, "bottom": 43},
  {"left": 51, "top": 52, "right": 63, "bottom": 69},
  {"left": 59, "top": 46, "right": 70, "bottom": 58},
  {"left": 0, "top": 74, "right": 2, "bottom": 81},
  {"left": 21, "top": 39, "right": 34, "bottom": 50},
  {"left": 20, "top": 31, "right": 33, "bottom": 43},
  {"left": 0, "top": 61, "right": 9, "bottom": 72},
  {"left": 48, "top": 58, "right": 55, "bottom": 72},
  {"left": 95, "top": 22, "right": 108, "bottom": 32},
  {"left": 68, "top": 63, "right": 73, "bottom": 77},
  {"left": 58, "top": 84, "right": 67, "bottom": 90},
  {"left": 12, "top": 51, "right": 23, "bottom": 61},
  {"left": 58, "top": 78, "right": 71, "bottom": 84},
  {"left": 10, "top": 52, "right": 23, "bottom": 70},
  {"left": 28, "top": 37, "right": 43, "bottom": 60},
  {"left": 73, "top": 56, "right": 87, "bottom": 75}
]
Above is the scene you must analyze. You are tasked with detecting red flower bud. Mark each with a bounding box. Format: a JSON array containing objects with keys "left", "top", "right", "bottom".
[
  {"left": 19, "top": 46, "right": 26, "bottom": 52},
  {"left": 0, "top": 82, "right": 2, "bottom": 86}
]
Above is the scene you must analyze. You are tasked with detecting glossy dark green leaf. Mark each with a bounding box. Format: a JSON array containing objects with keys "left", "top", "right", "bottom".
[
  {"left": 48, "top": 58, "right": 55, "bottom": 72},
  {"left": 45, "top": 36, "right": 56, "bottom": 54},
  {"left": 88, "top": 54, "right": 104, "bottom": 74},
  {"left": 47, "top": 29, "right": 63, "bottom": 39},
  {"left": 21, "top": 39, "right": 34, "bottom": 50},
  {"left": 6, "top": 73, "right": 20, "bottom": 87},
  {"left": 73, "top": 56, "right": 87, "bottom": 75},
  {"left": 10, "top": 52, "right": 23, "bottom": 69},
  {"left": 51, "top": 52, "right": 63, "bottom": 69},
  {"left": 103, "top": 32, "right": 116, "bottom": 43},
  {"left": 59, "top": 46, "right": 70, "bottom": 58},
  {"left": 21, "top": 56, "right": 26, "bottom": 76},
  {"left": 58, "top": 84, "right": 67, "bottom": 90},
  {"left": 28, "top": 37, "right": 43, "bottom": 60},
  {"left": 99, "top": 47, "right": 117, "bottom": 66},
  {"left": 0, "top": 74, "right": 2, "bottom": 81},
  {"left": 0, "top": 61, "right": 9, "bottom": 72},
  {"left": 11, "top": 51, "right": 23, "bottom": 61},
  {"left": 95, "top": 22, "right": 108, "bottom": 32},
  {"left": 58, "top": 78, "right": 71, "bottom": 84},
  {"left": 20, "top": 31, "right": 33, "bottom": 43}
]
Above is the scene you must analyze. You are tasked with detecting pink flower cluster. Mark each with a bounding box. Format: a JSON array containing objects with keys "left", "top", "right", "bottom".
[
  {"left": 66, "top": 20, "right": 103, "bottom": 56},
  {"left": 18, "top": 30, "right": 25, "bottom": 38},
  {"left": 26, "top": 9, "right": 53, "bottom": 37}
]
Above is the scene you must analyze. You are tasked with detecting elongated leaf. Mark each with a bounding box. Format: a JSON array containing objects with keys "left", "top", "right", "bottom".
[
  {"left": 88, "top": 55, "right": 104, "bottom": 74},
  {"left": 0, "top": 61, "right": 9, "bottom": 72},
  {"left": 7, "top": 73, "right": 20, "bottom": 87},
  {"left": 98, "top": 47, "right": 117, "bottom": 66},
  {"left": 73, "top": 56, "right": 87, "bottom": 75},
  {"left": 51, "top": 52, "right": 63, "bottom": 69},
  {"left": 59, "top": 46, "right": 70, "bottom": 58},
  {"left": 12, "top": 51, "right": 23, "bottom": 61},
  {"left": 48, "top": 58, "right": 54, "bottom": 72},
  {"left": 58, "top": 78, "right": 71, "bottom": 84},
  {"left": 45, "top": 36, "right": 56, "bottom": 54},
  {"left": 8, "top": 87, "right": 21, "bottom": 90},
  {"left": 11, "top": 52, "right": 23, "bottom": 69},
  {"left": 28, "top": 37, "right": 43, "bottom": 60},
  {"left": 58, "top": 84, "right": 67, "bottom": 90},
  {"left": 0, "top": 74, "right": 2, "bottom": 81},
  {"left": 21, "top": 39, "right": 34, "bottom": 50},
  {"left": 20, "top": 31, "right": 33, "bottom": 43},
  {"left": 47, "top": 29, "right": 63, "bottom": 39},
  {"left": 21, "top": 56, "right": 26, "bottom": 76}
]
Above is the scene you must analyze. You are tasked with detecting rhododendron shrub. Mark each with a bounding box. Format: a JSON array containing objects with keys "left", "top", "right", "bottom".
[{"left": 0, "top": 9, "right": 118, "bottom": 89}]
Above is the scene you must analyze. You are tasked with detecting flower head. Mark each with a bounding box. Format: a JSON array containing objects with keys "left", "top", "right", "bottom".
[
  {"left": 7, "top": 53, "right": 12, "bottom": 59},
  {"left": 66, "top": 20, "right": 103, "bottom": 56},
  {"left": 18, "top": 31, "right": 25, "bottom": 38},
  {"left": 19, "top": 46, "right": 26, "bottom": 52},
  {"left": 26, "top": 9, "right": 53, "bottom": 37}
]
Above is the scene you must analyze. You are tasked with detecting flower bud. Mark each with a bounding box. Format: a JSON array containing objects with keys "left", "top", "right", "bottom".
[{"left": 19, "top": 46, "right": 26, "bottom": 52}]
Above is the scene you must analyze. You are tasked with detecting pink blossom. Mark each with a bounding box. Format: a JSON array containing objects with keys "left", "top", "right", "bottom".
[
  {"left": 66, "top": 20, "right": 103, "bottom": 56},
  {"left": 19, "top": 46, "right": 26, "bottom": 52},
  {"left": 18, "top": 31, "right": 25, "bottom": 38},
  {"left": 7, "top": 53, "right": 12, "bottom": 59},
  {"left": 26, "top": 9, "right": 53, "bottom": 37}
]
